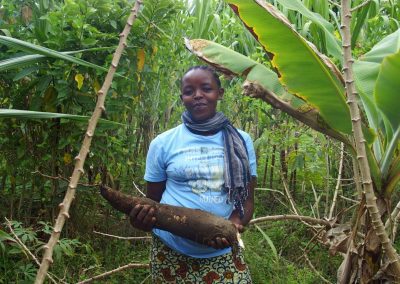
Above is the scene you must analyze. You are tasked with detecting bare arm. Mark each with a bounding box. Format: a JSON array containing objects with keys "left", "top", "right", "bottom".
[
  {"left": 129, "top": 181, "right": 166, "bottom": 231},
  {"left": 146, "top": 181, "right": 166, "bottom": 202}
]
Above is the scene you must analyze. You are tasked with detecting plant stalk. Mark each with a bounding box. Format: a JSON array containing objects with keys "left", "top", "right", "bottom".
[
  {"left": 34, "top": 1, "right": 143, "bottom": 283},
  {"left": 341, "top": 0, "right": 400, "bottom": 277}
]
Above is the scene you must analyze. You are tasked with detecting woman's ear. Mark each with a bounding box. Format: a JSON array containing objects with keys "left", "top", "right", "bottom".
[{"left": 218, "top": 88, "right": 224, "bottom": 100}]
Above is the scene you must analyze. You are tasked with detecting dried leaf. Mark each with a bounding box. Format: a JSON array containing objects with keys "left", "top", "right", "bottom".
[
  {"left": 93, "top": 79, "right": 101, "bottom": 93},
  {"left": 137, "top": 49, "right": 145, "bottom": 72},
  {"left": 63, "top": 153, "right": 72, "bottom": 165},
  {"left": 75, "top": 74, "right": 84, "bottom": 90}
]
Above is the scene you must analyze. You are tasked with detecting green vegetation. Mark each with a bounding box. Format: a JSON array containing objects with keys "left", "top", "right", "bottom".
[{"left": 0, "top": 0, "right": 399, "bottom": 283}]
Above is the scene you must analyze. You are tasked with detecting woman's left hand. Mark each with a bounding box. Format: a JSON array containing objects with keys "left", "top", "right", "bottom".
[
  {"left": 207, "top": 219, "right": 244, "bottom": 249},
  {"left": 229, "top": 216, "right": 245, "bottom": 233},
  {"left": 207, "top": 237, "right": 231, "bottom": 249}
]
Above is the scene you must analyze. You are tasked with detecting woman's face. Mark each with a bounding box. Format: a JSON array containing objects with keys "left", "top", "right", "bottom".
[{"left": 180, "top": 69, "right": 224, "bottom": 122}]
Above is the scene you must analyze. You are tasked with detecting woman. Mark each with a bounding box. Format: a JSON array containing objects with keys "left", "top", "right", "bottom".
[{"left": 130, "top": 66, "right": 257, "bottom": 283}]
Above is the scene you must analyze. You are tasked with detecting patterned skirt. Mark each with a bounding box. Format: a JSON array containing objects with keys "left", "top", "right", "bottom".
[{"left": 150, "top": 235, "right": 252, "bottom": 283}]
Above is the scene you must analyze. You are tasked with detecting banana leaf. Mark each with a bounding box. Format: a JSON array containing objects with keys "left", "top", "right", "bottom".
[
  {"left": 374, "top": 50, "right": 400, "bottom": 131},
  {"left": 360, "top": 29, "right": 400, "bottom": 63},
  {"left": 224, "top": 0, "right": 352, "bottom": 135},
  {"left": 354, "top": 30, "right": 400, "bottom": 158},
  {"left": 374, "top": 51, "right": 400, "bottom": 178}
]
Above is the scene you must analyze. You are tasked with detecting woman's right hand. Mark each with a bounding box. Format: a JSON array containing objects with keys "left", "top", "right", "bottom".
[{"left": 129, "top": 204, "right": 157, "bottom": 232}]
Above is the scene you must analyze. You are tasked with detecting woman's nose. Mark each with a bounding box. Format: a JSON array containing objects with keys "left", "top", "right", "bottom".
[{"left": 193, "top": 89, "right": 203, "bottom": 99}]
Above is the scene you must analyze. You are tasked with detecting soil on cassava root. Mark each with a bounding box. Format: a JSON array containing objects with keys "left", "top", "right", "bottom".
[{"left": 100, "top": 185, "right": 239, "bottom": 250}]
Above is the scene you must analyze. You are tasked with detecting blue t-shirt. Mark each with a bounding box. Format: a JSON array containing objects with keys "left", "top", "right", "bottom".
[{"left": 144, "top": 124, "right": 257, "bottom": 258}]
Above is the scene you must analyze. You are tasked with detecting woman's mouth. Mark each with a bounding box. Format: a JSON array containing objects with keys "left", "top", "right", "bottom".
[{"left": 193, "top": 103, "right": 207, "bottom": 109}]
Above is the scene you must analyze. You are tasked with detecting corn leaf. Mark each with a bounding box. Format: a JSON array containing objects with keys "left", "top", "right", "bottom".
[
  {"left": 0, "top": 109, "right": 123, "bottom": 127},
  {"left": 0, "top": 36, "right": 126, "bottom": 78},
  {"left": 0, "top": 46, "right": 117, "bottom": 72},
  {"left": 275, "top": 0, "right": 342, "bottom": 61}
]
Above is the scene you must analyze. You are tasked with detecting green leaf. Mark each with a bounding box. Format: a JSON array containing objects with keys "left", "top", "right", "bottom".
[
  {"left": 0, "top": 230, "right": 15, "bottom": 242},
  {"left": 81, "top": 38, "right": 98, "bottom": 47},
  {"left": 360, "top": 29, "right": 400, "bottom": 63},
  {"left": 351, "top": 1, "right": 371, "bottom": 47},
  {"left": 0, "top": 29, "right": 12, "bottom": 37},
  {"left": 374, "top": 50, "right": 400, "bottom": 130},
  {"left": 0, "top": 54, "right": 47, "bottom": 72},
  {"left": 353, "top": 30, "right": 400, "bottom": 159},
  {"left": 0, "top": 36, "right": 105, "bottom": 72},
  {"left": 255, "top": 224, "right": 278, "bottom": 261},
  {"left": 0, "top": 46, "right": 118, "bottom": 72},
  {"left": 275, "top": 0, "right": 342, "bottom": 61},
  {"left": 354, "top": 30, "right": 400, "bottom": 98},
  {"left": 225, "top": 0, "right": 352, "bottom": 135},
  {"left": 381, "top": 127, "right": 400, "bottom": 179},
  {"left": 13, "top": 66, "right": 40, "bottom": 81},
  {"left": 0, "top": 36, "right": 126, "bottom": 79},
  {"left": 0, "top": 109, "right": 124, "bottom": 126}
]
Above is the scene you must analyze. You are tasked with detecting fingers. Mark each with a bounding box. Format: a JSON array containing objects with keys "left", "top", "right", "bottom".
[
  {"left": 129, "top": 204, "right": 156, "bottom": 231},
  {"left": 235, "top": 224, "right": 244, "bottom": 233},
  {"left": 207, "top": 237, "right": 230, "bottom": 249}
]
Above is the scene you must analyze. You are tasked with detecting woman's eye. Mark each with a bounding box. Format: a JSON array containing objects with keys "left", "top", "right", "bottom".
[
  {"left": 182, "top": 89, "right": 193, "bottom": 96},
  {"left": 202, "top": 87, "right": 212, "bottom": 92}
]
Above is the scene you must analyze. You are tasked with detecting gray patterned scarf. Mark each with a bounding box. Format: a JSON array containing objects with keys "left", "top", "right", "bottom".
[{"left": 181, "top": 111, "right": 251, "bottom": 218}]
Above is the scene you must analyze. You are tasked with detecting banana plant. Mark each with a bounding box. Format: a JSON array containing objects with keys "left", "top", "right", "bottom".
[{"left": 186, "top": 0, "right": 400, "bottom": 281}]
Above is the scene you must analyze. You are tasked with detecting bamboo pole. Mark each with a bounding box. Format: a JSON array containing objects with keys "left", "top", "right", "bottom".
[
  {"left": 34, "top": 1, "right": 143, "bottom": 283},
  {"left": 341, "top": 0, "right": 400, "bottom": 277}
]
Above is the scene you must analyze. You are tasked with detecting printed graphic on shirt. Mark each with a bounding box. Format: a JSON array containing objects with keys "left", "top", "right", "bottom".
[{"left": 173, "top": 146, "right": 224, "bottom": 196}]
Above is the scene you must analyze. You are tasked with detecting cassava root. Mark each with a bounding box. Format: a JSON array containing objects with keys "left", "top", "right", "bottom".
[{"left": 100, "top": 185, "right": 238, "bottom": 248}]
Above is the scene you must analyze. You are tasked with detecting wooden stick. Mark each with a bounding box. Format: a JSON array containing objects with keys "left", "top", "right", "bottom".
[
  {"left": 32, "top": 170, "right": 98, "bottom": 187},
  {"left": 310, "top": 181, "right": 321, "bottom": 219},
  {"left": 249, "top": 215, "right": 333, "bottom": 227},
  {"left": 328, "top": 0, "right": 341, "bottom": 9},
  {"left": 392, "top": 211, "right": 400, "bottom": 242},
  {"left": 329, "top": 142, "right": 345, "bottom": 219},
  {"left": 34, "top": 1, "right": 143, "bottom": 283},
  {"left": 385, "top": 200, "right": 400, "bottom": 231},
  {"left": 303, "top": 253, "right": 333, "bottom": 284},
  {"left": 296, "top": 227, "right": 326, "bottom": 262},
  {"left": 281, "top": 173, "right": 299, "bottom": 215},
  {"left": 341, "top": 0, "right": 400, "bottom": 277},
  {"left": 93, "top": 230, "right": 151, "bottom": 241},
  {"left": 351, "top": 0, "right": 371, "bottom": 12},
  {"left": 132, "top": 180, "right": 145, "bottom": 196},
  {"left": 76, "top": 263, "right": 149, "bottom": 284}
]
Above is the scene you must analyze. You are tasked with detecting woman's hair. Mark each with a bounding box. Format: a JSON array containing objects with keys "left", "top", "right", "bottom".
[{"left": 182, "top": 66, "right": 221, "bottom": 88}]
